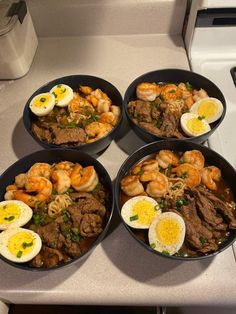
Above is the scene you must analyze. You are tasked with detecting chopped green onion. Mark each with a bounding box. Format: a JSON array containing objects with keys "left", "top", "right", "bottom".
[
  {"left": 40, "top": 97, "right": 46, "bottom": 102},
  {"left": 150, "top": 243, "right": 156, "bottom": 249},
  {"left": 130, "top": 214, "right": 139, "bottom": 221},
  {"left": 4, "top": 216, "right": 15, "bottom": 221},
  {"left": 169, "top": 89, "right": 176, "bottom": 93},
  {"left": 199, "top": 237, "right": 207, "bottom": 245},
  {"left": 180, "top": 171, "right": 188, "bottom": 179},
  {"left": 137, "top": 170, "right": 143, "bottom": 176},
  {"left": 162, "top": 250, "right": 170, "bottom": 256},
  {"left": 154, "top": 204, "right": 160, "bottom": 211},
  {"left": 52, "top": 91, "right": 58, "bottom": 98},
  {"left": 17, "top": 251, "right": 23, "bottom": 258},
  {"left": 67, "top": 188, "right": 75, "bottom": 193},
  {"left": 22, "top": 241, "right": 33, "bottom": 249},
  {"left": 186, "top": 82, "right": 193, "bottom": 91},
  {"left": 198, "top": 115, "right": 205, "bottom": 120}
]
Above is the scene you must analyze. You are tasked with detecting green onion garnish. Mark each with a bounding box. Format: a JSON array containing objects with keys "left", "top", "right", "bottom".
[{"left": 130, "top": 214, "right": 139, "bottom": 221}]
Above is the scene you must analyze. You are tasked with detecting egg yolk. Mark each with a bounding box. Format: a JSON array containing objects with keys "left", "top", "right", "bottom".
[
  {"left": 8, "top": 232, "right": 35, "bottom": 258},
  {"left": 33, "top": 94, "right": 52, "bottom": 108},
  {"left": 132, "top": 200, "right": 156, "bottom": 225},
  {"left": 186, "top": 117, "right": 207, "bottom": 135},
  {"left": 156, "top": 219, "right": 181, "bottom": 245},
  {"left": 0, "top": 204, "right": 20, "bottom": 225},
  {"left": 197, "top": 100, "right": 217, "bottom": 120},
  {"left": 52, "top": 85, "right": 69, "bottom": 102}
]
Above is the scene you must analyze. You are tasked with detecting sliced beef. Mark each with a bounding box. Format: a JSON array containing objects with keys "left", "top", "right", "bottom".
[
  {"left": 69, "top": 193, "right": 106, "bottom": 217},
  {"left": 36, "top": 221, "right": 65, "bottom": 249},
  {"left": 139, "top": 122, "right": 163, "bottom": 136},
  {"left": 128, "top": 100, "right": 152, "bottom": 122},
  {"left": 197, "top": 186, "right": 236, "bottom": 229},
  {"left": 50, "top": 125, "right": 86, "bottom": 145},
  {"left": 67, "top": 204, "right": 83, "bottom": 228},
  {"left": 160, "top": 109, "right": 184, "bottom": 139},
  {"left": 151, "top": 106, "right": 161, "bottom": 120},
  {"left": 30, "top": 245, "right": 65, "bottom": 268},
  {"left": 32, "top": 123, "right": 52, "bottom": 143},
  {"left": 193, "top": 188, "right": 227, "bottom": 231},
  {"left": 80, "top": 213, "right": 103, "bottom": 237},
  {"left": 64, "top": 239, "right": 81, "bottom": 257}
]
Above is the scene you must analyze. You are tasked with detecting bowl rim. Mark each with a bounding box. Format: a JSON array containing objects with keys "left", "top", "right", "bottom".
[
  {"left": 23, "top": 74, "right": 124, "bottom": 151},
  {"left": 123, "top": 68, "right": 227, "bottom": 142},
  {"left": 0, "top": 148, "right": 114, "bottom": 271},
  {"left": 114, "top": 139, "right": 236, "bottom": 261}
]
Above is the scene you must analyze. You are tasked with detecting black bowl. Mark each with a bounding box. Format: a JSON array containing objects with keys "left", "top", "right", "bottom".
[
  {"left": 23, "top": 75, "right": 123, "bottom": 155},
  {"left": 0, "top": 149, "right": 114, "bottom": 271},
  {"left": 124, "top": 68, "right": 226, "bottom": 144},
  {"left": 115, "top": 140, "right": 236, "bottom": 261}
]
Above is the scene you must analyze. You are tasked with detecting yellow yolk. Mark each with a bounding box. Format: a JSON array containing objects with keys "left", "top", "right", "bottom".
[
  {"left": 132, "top": 200, "right": 157, "bottom": 225},
  {"left": 0, "top": 203, "right": 20, "bottom": 225},
  {"left": 156, "top": 218, "right": 181, "bottom": 245},
  {"left": 52, "top": 85, "right": 70, "bottom": 102},
  {"left": 186, "top": 117, "right": 207, "bottom": 135},
  {"left": 32, "top": 94, "right": 53, "bottom": 108},
  {"left": 8, "top": 231, "right": 35, "bottom": 257},
  {"left": 50, "top": 84, "right": 74, "bottom": 107},
  {"left": 196, "top": 100, "right": 217, "bottom": 120}
]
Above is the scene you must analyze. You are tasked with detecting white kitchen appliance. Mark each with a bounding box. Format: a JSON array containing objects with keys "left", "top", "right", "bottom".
[
  {"left": 0, "top": 0, "right": 38, "bottom": 79},
  {"left": 185, "top": 0, "right": 236, "bottom": 258}
]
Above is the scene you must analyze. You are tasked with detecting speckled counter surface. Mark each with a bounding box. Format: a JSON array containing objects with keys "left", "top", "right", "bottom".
[{"left": 0, "top": 34, "right": 236, "bottom": 307}]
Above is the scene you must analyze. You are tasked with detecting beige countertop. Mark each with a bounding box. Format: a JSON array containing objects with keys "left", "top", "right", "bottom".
[{"left": 0, "top": 34, "right": 236, "bottom": 307}]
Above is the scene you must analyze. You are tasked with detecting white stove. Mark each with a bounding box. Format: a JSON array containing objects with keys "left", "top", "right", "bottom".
[{"left": 185, "top": 0, "right": 236, "bottom": 258}]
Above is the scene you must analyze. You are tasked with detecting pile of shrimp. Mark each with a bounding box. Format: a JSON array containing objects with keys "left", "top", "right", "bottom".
[
  {"left": 136, "top": 82, "right": 208, "bottom": 114},
  {"left": 121, "top": 149, "right": 222, "bottom": 199},
  {"left": 4, "top": 161, "right": 100, "bottom": 217}
]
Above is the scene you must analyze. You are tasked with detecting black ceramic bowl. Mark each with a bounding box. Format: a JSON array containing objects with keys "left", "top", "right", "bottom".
[
  {"left": 23, "top": 75, "right": 123, "bottom": 155},
  {"left": 0, "top": 149, "right": 114, "bottom": 271},
  {"left": 124, "top": 69, "right": 226, "bottom": 144},
  {"left": 115, "top": 140, "right": 236, "bottom": 261}
]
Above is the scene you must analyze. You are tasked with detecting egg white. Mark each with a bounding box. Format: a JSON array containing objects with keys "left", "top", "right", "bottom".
[
  {"left": 50, "top": 84, "right": 74, "bottom": 107},
  {"left": 29, "top": 92, "right": 55, "bottom": 116},
  {"left": 180, "top": 112, "right": 211, "bottom": 137},
  {"left": 0, "top": 227, "right": 42, "bottom": 263},
  {"left": 190, "top": 97, "right": 224, "bottom": 124},
  {"left": 0, "top": 200, "right": 33, "bottom": 231},
  {"left": 148, "top": 212, "right": 186, "bottom": 256},
  {"left": 121, "top": 196, "right": 161, "bottom": 229}
]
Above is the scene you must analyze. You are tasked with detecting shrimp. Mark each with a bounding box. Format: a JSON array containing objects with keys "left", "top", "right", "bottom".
[
  {"left": 51, "top": 170, "right": 71, "bottom": 194},
  {"left": 173, "top": 163, "right": 201, "bottom": 188},
  {"left": 201, "top": 166, "right": 221, "bottom": 190},
  {"left": 87, "top": 89, "right": 112, "bottom": 112},
  {"left": 4, "top": 185, "right": 18, "bottom": 201},
  {"left": 27, "top": 163, "right": 51, "bottom": 179},
  {"left": 184, "top": 96, "right": 194, "bottom": 109},
  {"left": 14, "top": 177, "right": 52, "bottom": 207},
  {"left": 85, "top": 122, "right": 113, "bottom": 143},
  {"left": 54, "top": 161, "right": 75, "bottom": 176},
  {"left": 140, "top": 170, "right": 162, "bottom": 182},
  {"left": 156, "top": 150, "right": 179, "bottom": 169},
  {"left": 136, "top": 82, "right": 159, "bottom": 101},
  {"left": 79, "top": 85, "right": 93, "bottom": 95},
  {"left": 100, "top": 112, "right": 116, "bottom": 125},
  {"left": 120, "top": 175, "right": 144, "bottom": 196},
  {"left": 181, "top": 150, "right": 205, "bottom": 170},
  {"left": 160, "top": 84, "right": 182, "bottom": 101},
  {"left": 178, "top": 82, "right": 192, "bottom": 99},
  {"left": 15, "top": 173, "right": 27, "bottom": 188},
  {"left": 71, "top": 165, "right": 98, "bottom": 192},
  {"left": 193, "top": 88, "right": 208, "bottom": 102},
  {"left": 111, "top": 105, "right": 121, "bottom": 119},
  {"left": 132, "top": 159, "right": 159, "bottom": 175},
  {"left": 146, "top": 173, "right": 169, "bottom": 197},
  {"left": 68, "top": 93, "right": 94, "bottom": 114}
]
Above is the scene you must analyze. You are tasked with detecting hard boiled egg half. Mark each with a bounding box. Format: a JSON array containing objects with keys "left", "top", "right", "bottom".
[
  {"left": 0, "top": 227, "right": 42, "bottom": 263},
  {"left": 50, "top": 84, "right": 73, "bottom": 107},
  {"left": 180, "top": 112, "right": 210, "bottom": 137},
  {"left": 121, "top": 196, "right": 161, "bottom": 229},
  {"left": 0, "top": 200, "right": 33, "bottom": 231},
  {"left": 190, "top": 97, "right": 224, "bottom": 123},
  {"left": 148, "top": 212, "right": 186, "bottom": 256},
  {"left": 29, "top": 92, "right": 55, "bottom": 116}
]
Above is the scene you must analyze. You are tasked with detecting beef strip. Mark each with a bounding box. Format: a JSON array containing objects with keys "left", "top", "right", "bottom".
[
  {"left": 197, "top": 186, "right": 236, "bottom": 229},
  {"left": 30, "top": 245, "right": 65, "bottom": 268},
  {"left": 160, "top": 109, "right": 184, "bottom": 139},
  {"left": 139, "top": 122, "right": 164, "bottom": 136},
  {"left": 36, "top": 221, "right": 65, "bottom": 249},
  {"left": 69, "top": 193, "right": 106, "bottom": 217},
  {"left": 50, "top": 125, "right": 87, "bottom": 145},
  {"left": 32, "top": 123, "right": 52, "bottom": 143},
  {"left": 193, "top": 188, "right": 227, "bottom": 231},
  {"left": 80, "top": 213, "right": 103, "bottom": 237},
  {"left": 64, "top": 239, "right": 81, "bottom": 257},
  {"left": 128, "top": 100, "right": 152, "bottom": 122},
  {"left": 67, "top": 204, "right": 83, "bottom": 228}
]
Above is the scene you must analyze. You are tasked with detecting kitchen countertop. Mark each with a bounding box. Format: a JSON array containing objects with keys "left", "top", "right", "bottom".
[{"left": 0, "top": 34, "right": 236, "bottom": 307}]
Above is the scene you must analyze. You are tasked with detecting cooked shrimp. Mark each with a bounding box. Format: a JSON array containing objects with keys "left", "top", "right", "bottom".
[
  {"left": 132, "top": 159, "right": 159, "bottom": 175},
  {"left": 85, "top": 122, "right": 112, "bottom": 142},
  {"left": 184, "top": 96, "right": 194, "bottom": 109},
  {"left": 121, "top": 175, "right": 144, "bottom": 196},
  {"left": 193, "top": 88, "right": 208, "bottom": 102},
  {"left": 79, "top": 85, "right": 93, "bottom": 95},
  {"left": 4, "top": 185, "right": 18, "bottom": 201},
  {"left": 201, "top": 166, "right": 221, "bottom": 190},
  {"left": 100, "top": 112, "right": 116, "bottom": 125},
  {"left": 178, "top": 82, "right": 192, "bottom": 99},
  {"left": 146, "top": 173, "right": 169, "bottom": 197},
  {"left": 136, "top": 82, "right": 158, "bottom": 101},
  {"left": 156, "top": 150, "right": 179, "bottom": 169},
  {"left": 181, "top": 150, "right": 205, "bottom": 170},
  {"left": 88, "top": 89, "right": 112, "bottom": 112},
  {"left": 6, "top": 184, "right": 17, "bottom": 191},
  {"left": 14, "top": 177, "right": 52, "bottom": 207},
  {"left": 27, "top": 163, "right": 51, "bottom": 179},
  {"left": 173, "top": 163, "right": 201, "bottom": 188},
  {"left": 160, "top": 84, "right": 182, "bottom": 101},
  {"left": 68, "top": 93, "right": 94, "bottom": 114},
  {"left": 71, "top": 165, "right": 98, "bottom": 192},
  {"left": 140, "top": 170, "right": 162, "bottom": 182},
  {"left": 51, "top": 170, "right": 71, "bottom": 194},
  {"left": 54, "top": 161, "right": 75, "bottom": 176},
  {"left": 111, "top": 105, "right": 121, "bottom": 118},
  {"left": 15, "top": 173, "right": 27, "bottom": 188}
]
